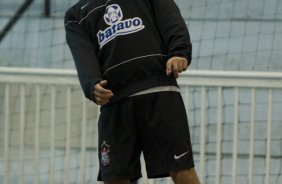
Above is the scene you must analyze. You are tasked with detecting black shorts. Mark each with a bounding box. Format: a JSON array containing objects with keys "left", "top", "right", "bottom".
[{"left": 97, "top": 92, "right": 195, "bottom": 181}]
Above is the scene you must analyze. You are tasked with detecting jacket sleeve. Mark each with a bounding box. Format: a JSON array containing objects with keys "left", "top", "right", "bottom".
[
  {"left": 65, "top": 9, "right": 102, "bottom": 102},
  {"left": 150, "top": 0, "right": 192, "bottom": 64}
]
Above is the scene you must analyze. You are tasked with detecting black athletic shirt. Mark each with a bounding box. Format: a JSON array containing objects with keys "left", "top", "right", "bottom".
[{"left": 64, "top": 0, "right": 192, "bottom": 104}]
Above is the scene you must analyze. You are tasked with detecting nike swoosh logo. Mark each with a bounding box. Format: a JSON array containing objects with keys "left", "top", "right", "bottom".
[{"left": 174, "top": 151, "right": 189, "bottom": 160}]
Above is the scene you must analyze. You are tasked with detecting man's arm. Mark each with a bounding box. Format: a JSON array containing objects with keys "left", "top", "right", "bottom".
[
  {"left": 65, "top": 9, "right": 104, "bottom": 102},
  {"left": 150, "top": 0, "right": 192, "bottom": 62},
  {"left": 150, "top": 0, "right": 192, "bottom": 77}
]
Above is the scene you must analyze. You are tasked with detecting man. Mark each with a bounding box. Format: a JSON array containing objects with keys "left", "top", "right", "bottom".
[{"left": 65, "top": 0, "right": 200, "bottom": 183}]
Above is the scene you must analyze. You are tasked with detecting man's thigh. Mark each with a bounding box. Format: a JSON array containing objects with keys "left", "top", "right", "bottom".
[
  {"left": 98, "top": 99, "right": 142, "bottom": 181},
  {"left": 133, "top": 92, "right": 195, "bottom": 179}
]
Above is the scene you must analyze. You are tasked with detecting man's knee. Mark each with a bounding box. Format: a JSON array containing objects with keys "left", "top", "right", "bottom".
[{"left": 170, "top": 168, "right": 200, "bottom": 184}]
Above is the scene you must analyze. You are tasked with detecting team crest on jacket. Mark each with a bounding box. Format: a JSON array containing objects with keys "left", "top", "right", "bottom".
[{"left": 97, "top": 4, "right": 145, "bottom": 48}]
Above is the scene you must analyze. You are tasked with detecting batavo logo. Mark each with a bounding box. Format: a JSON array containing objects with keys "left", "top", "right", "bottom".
[{"left": 97, "top": 4, "right": 145, "bottom": 48}]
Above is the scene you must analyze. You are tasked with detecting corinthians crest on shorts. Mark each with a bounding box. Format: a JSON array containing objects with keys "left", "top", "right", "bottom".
[
  {"left": 97, "top": 4, "right": 145, "bottom": 48},
  {"left": 100, "top": 141, "right": 111, "bottom": 166}
]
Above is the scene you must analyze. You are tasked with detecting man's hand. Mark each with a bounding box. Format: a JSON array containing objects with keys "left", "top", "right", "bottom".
[
  {"left": 166, "top": 56, "right": 189, "bottom": 78},
  {"left": 93, "top": 80, "right": 113, "bottom": 105}
]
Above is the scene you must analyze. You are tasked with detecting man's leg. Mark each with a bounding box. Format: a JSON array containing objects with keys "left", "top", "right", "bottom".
[
  {"left": 98, "top": 100, "right": 142, "bottom": 182},
  {"left": 170, "top": 168, "right": 200, "bottom": 184}
]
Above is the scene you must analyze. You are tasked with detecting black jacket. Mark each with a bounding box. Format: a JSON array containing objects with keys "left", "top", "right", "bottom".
[{"left": 65, "top": 0, "right": 192, "bottom": 103}]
